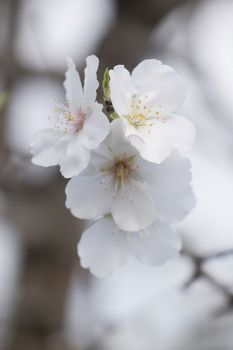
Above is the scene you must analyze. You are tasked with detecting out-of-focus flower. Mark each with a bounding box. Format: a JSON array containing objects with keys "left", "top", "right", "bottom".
[
  {"left": 78, "top": 217, "right": 181, "bottom": 277},
  {"left": 30, "top": 56, "right": 110, "bottom": 178},
  {"left": 109, "top": 59, "right": 195, "bottom": 163},
  {"left": 65, "top": 119, "right": 195, "bottom": 232}
]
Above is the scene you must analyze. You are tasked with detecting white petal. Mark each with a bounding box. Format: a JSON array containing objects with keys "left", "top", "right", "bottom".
[
  {"left": 104, "top": 119, "right": 138, "bottom": 157},
  {"left": 161, "top": 113, "right": 196, "bottom": 154},
  {"left": 126, "top": 128, "right": 171, "bottom": 164},
  {"left": 83, "top": 55, "right": 99, "bottom": 106},
  {"left": 65, "top": 171, "right": 113, "bottom": 219},
  {"left": 137, "top": 152, "right": 192, "bottom": 194},
  {"left": 109, "top": 65, "right": 133, "bottom": 116},
  {"left": 64, "top": 58, "right": 83, "bottom": 113},
  {"left": 132, "top": 59, "right": 187, "bottom": 114},
  {"left": 30, "top": 129, "right": 65, "bottom": 167},
  {"left": 60, "top": 135, "right": 90, "bottom": 178},
  {"left": 132, "top": 59, "right": 163, "bottom": 84},
  {"left": 90, "top": 143, "right": 113, "bottom": 170},
  {"left": 112, "top": 180, "right": 155, "bottom": 232},
  {"left": 128, "top": 222, "right": 181, "bottom": 266},
  {"left": 156, "top": 187, "right": 196, "bottom": 223},
  {"left": 78, "top": 217, "right": 129, "bottom": 278},
  {"left": 81, "top": 103, "right": 110, "bottom": 149},
  {"left": 126, "top": 114, "right": 195, "bottom": 163},
  {"left": 135, "top": 154, "right": 195, "bottom": 223}
]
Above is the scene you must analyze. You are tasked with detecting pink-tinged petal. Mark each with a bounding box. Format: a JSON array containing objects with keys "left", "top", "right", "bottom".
[
  {"left": 81, "top": 103, "right": 110, "bottom": 150},
  {"left": 111, "top": 180, "right": 155, "bottom": 232},
  {"left": 65, "top": 171, "right": 113, "bottom": 219},
  {"left": 83, "top": 55, "right": 99, "bottom": 107},
  {"left": 78, "top": 217, "right": 129, "bottom": 278},
  {"left": 132, "top": 59, "right": 187, "bottom": 114},
  {"left": 128, "top": 222, "right": 181, "bottom": 266},
  {"left": 60, "top": 134, "right": 90, "bottom": 178},
  {"left": 109, "top": 65, "right": 133, "bottom": 116},
  {"left": 64, "top": 58, "right": 83, "bottom": 113},
  {"left": 30, "top": 129, "right": 65, "bottom": 167}
]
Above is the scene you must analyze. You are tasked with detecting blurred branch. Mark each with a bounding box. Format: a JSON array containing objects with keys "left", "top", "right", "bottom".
[
  {"left": 0, "top": 149, "right": 59, "bottom": 196},
  {"left": 0, "top": 2, "right": 81, "bottom": 350},
  {"left": 118, "top": 0, "right": 189, "bottom": 27},
  {"left": 97, "top": 0, "right": 189, "bottom": 74},
  {"left": 0, "top": 93, "right": 8, "bottom": 111},
  {"left": 202, "top": 249, "right": 233, "bottom": 261},
  {"left": 0, "top": 0, "right": 20, "bottom": 143},
  {"left": 0, "top": 56, "right": 63, "bottom": 81},
  {"left": 182, "top": 248, "right": 233, "bottom": 315}
]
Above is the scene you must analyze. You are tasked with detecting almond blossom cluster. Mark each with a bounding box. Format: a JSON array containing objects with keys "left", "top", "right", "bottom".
[{"left": 30, "top": 55, "right": 195, "bottom": 277}]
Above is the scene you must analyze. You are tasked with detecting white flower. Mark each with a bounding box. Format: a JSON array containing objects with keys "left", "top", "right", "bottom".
[
  {"left": 78, "top": 217, "right": 181, "bottom": 277},
  {"left": 109, "top": 59, "right": 195, "bottom": 164},
  {"left": 30, "top": 56, "right": 110, "bottom": 178},
  {"left": 65, "top": 119, "right": 195, "bottom": 232}
]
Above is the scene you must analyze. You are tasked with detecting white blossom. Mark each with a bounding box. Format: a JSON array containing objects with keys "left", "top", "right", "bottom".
[
  {"left": 30, "top": 56, "right": 110, "bottom": 178},
  {"left": 78, "top": 217, "right": 181, "bottom": 277},
  {"left": 30, "top": 54, "right": 196, "bottom": 278},
  {"left": 65, "top": 119, "right": 195, "bottom": 232},
  {"left": 109, "top": 59, "right": 195, "bottom": 164}
]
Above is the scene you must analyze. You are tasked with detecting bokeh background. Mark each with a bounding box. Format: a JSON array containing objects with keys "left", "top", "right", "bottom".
[{"left": 1, "top": 0, "right": 233, "bottom": 349}]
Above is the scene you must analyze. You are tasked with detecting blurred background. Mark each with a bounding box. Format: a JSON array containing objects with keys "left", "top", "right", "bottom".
[{"left": 1, "top": 0, "right": 233, "bottom": 349}]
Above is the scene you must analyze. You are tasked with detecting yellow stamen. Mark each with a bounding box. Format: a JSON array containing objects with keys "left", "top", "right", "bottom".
[{"left": 127, "top": 113, "right": 147, "bottom": 127}]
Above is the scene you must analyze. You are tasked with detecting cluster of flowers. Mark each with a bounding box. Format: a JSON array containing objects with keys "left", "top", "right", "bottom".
[{"left": 31, "top": 55, "right": 195, "bottom": 277}]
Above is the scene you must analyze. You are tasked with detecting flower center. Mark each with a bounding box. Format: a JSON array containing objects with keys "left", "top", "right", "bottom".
[
  {"left": 112, "top": 157, "right": 134, "bottom": 189},
  {"left": 114, "top": 160, "right": 129, "bottom": 183},
  {"left": 100, "top": 155, "right": 135, "bottom": 189},
  {"left": 125, "top": 94, "right": 150, "bottom": 127},
  {"left": 127, "top": 113, "right": 147, "bottom": 126},
  {"left": 125, "top": 94, "right": 166, "bottom": 127},
  {"left": 54, "top": 101, "right": 87, "bottom": 133}
]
